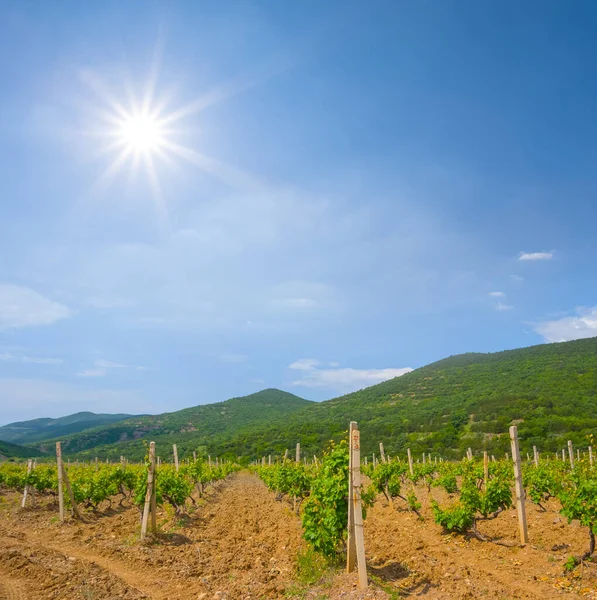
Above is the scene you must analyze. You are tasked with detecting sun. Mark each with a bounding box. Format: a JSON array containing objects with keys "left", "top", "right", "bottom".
[{"left": 117, "top": 111, "right": 165, "bottom": 154}]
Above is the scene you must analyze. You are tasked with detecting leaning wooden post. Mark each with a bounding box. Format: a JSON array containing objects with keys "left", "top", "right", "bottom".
[
  {"left": 483, "top": 451, "right": 489, "bottom": 487},
  {"left": 509, "top": 426, "right": 529, "bottom": 545},
  {"left": 407, "top": 448, "right": 414, "bottom": 476},
  {"left": 296, "top": 443, "right": 300, "bottom": 463},
  {"left": 61, "top": 462, "right": 83, "bottom": 521},
  {"left": 347, "top": 422, "right": 367, "bottom": 590},
  {"left": 21, "top": 459, "right": 34, "bottom": 508},
  {"left": 141, "top": 441, "right": 156, "bottom": 539},
  {"left": 56, "top": 442, "right": 65, "bottom": 522},
  {"left": 379, "top": 442, "right": 386, "bottom": 464},
  {"left": 533, "top": 445, "right": 539, "bottom": 468},
  {"left": 284, "top": 449, "right": 289, "bottom": 460},
  {"left": 589, "top": 446, "right": 594, "bottom": 466},
  {"left": 193, "top": 451, "right": 197, "bottom": 461},
  {"left": 567, "top": 440, "right": 575, "bottom": 469}
]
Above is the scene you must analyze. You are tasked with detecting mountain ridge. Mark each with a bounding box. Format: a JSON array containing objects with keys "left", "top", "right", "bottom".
[{"left": 0, "top": 411, "right": 144, "bottom": 445}]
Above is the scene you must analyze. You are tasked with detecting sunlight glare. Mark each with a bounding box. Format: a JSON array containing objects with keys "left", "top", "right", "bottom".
[{"left": 118, "top": 112, "right": 164, "bottom": 154}]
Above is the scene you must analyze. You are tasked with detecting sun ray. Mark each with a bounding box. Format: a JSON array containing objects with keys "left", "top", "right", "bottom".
[{"left": 160, "top": 140, "right": 265, "bottom": 192}]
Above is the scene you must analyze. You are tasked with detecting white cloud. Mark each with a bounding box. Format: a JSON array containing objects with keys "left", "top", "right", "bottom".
[
  {"left": 94, "top": 359, "right": 126, "bottom": 368},
  {"left": 495, "top": 301, "right": 514, "bottom": 311},
  {"left": 488, "top": 291, "right": 506, "bottom": 297},
  {"left": 511, "top": 274, "right": 524, "bottom": 282},
  {"left": 518, "top": 251, "right": 554, "bottom": 261},
  {"left": 289, "top": 358, "right": 321, "bottom": 371},
  {"left": 328, "top": 361, "right": 340, "bottom": 367},
  {"left": 289, "top": 359, "right": 412, "bottom": 392},
  {"left": 0, "top": 284, "right": 72, "bottom": 330},
  {"left": 534, "top": 307, "right": 597, "bottom": 342},
  {"left": 77, "top": 368, "right": 107, "bottom": 377},
  {"left": 21, "top": 356, "right": 63, "bottom": 365},
  {"left": 0, "top": 352, "right": 63, "bottom": 365},
  {"left": 219, "top": 353, "right": 248, "bottom": 363}
]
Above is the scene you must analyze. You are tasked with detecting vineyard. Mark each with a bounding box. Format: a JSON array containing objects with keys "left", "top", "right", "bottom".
[{"left": 1, "top": 430, "right": 597, "bottom": 599}]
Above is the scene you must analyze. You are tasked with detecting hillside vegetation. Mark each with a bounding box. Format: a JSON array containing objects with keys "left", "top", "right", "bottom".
[
  {"left": 35, "top": 389, "right": 312, "bottom": 460},
  {"left": 216, "top": 337, "right": 597, "bottom": 460},
  {"left": 26, "top": 337, "right": 597, "bottom": 462},
  {"left": 0, "top": 411, "right": 141, "bottom": 445},
  {"left": 0, "top": 440, "right": 40, "bottom": 460}
]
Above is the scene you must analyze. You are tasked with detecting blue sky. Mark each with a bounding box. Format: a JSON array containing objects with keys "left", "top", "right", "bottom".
[{"left": 1, "top": 0, "right": 596, "bottom": 423}]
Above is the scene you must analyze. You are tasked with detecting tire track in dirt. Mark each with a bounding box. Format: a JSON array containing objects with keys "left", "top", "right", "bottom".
[
  {"left": 0, "top": 575, "right": 27, "bottom": 600},
  {"left": 0, "top": 472, "right": 307, "bottom": 599}
]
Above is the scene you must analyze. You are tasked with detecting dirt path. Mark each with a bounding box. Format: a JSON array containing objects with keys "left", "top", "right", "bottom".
[{"left": 0, "top": 472, "right": 307, "bottom": 599}]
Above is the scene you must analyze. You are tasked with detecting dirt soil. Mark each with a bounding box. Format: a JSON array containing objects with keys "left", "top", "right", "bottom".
[
  {"left": 364, "top": 485, "right": 597, "bottom": 599},
  {"left": 0, "top": 472, "right": 382, "bottom": 600},
  {"left": 1, "top": 473, "right": 596, "bottom": 599}
]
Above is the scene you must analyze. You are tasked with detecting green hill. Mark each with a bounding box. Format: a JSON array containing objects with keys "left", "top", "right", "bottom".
[
  {"left": 30, "top": 338, "right": 597, "bottom": 462},
  {"left": 0, "top": 411, "right": 141, "bottom": 445},
  {"left": 0, "top": 440, "right": 40, "bottom": 461},
  {"left": 214, "top": 337, "right": 597, "bottom": 460},
  {"left": 34, "top": 389, "right": 313, "bottom": 459}
]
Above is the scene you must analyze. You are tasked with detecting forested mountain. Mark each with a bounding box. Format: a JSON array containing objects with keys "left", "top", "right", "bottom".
[
  {"left": 0, "top": 411, "right": 140, "bottom": 444},
  {"left": 33, "top": 389, "right": 313, "bottom": 459},
  {"left": 212, "top": 337, "right": 597, "bottom": 460},
  {"left": 20, "top": 337, "right": 597, "bottom": 462}
]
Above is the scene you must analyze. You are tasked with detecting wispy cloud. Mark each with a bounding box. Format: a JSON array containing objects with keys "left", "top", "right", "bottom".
[
  {"left": 495, "top": 301, "right": 514, "bottom": 311},
  {"left": 77, "top": 368, "right": 107, "bottom": 377},
  {"left": 289, "top": 358, "right": 412, "bottom": 391},
  {"left": 534, "top": 307, "right": 597, "bottom": 342},
  {"left": 0, "top": 284, "right": 72, "bottom": 330},
  {"left": 510, "top": 274, "right": 524, "bottom": 282},
  {"left": 94, "top": 359, "right": 126, "bottom": 368},
  {"left": 289, "top": 358, "right": 321, "bottom": 371},
  {"left": 488, "top": 291, "right": 506, "bottom": 297},
  {"left": 0, "top": 352, "right": 63, "bottom": 365},
  {"left": 518, "top": 251, "right": 554, "bottom": 261}
]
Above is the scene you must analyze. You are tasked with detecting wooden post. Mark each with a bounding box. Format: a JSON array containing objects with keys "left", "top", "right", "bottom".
[
  {"left": 141, "top": 441, "right": 156, "bottom": 539},
  {"left": 173, "top": 444, "right": 179, "bottom": 471},
  {"left": 533, "top": 446, "right": 539, "bottom": 468},
  {"left": 422, "top": 453, "right": 426, "bottom": 465},
  {"left": 347, "top": 422, "right": 367, "bottom": 590},
  {"left": 284, "top": 449, "right": 289, "bottom": 460},
  {"left": 56, "top": 442, "right": 65, "bottom": 522},
  {"left": 21, "top": 459, "right": 34, "bottom": 508},
  {"left": 562, "top": 449, "right": 565, "bottom": 461},
  {"left": 268, "top": 454, "right": 272, "bottom": 466},
  {"left": 347, "top": 422, "right": 356, "bottom": 574},
  {"left": 467, "top": 447, "right": 473, "bottom": 460},
  {"left": 193, "top": 451, "right": 197, "bottom": 461},
  {"left": 568, "top": 440, "right": 575, "bottom": 469},
  {"left": 509, "top": 426, "right": 529, "bottom": 544},
  {"left": 262, "top": 456, "right": 266, "bottom": 467},
  {"left": 577, "top": 449, "right": 580, "bottom": 461},
  {"left": 62, "top": 464, "right": 83, "bottom": 521},
  {"left": 590, "top": 446, "right": 594, "bottom": 466},
  {"left": 296, "top": 443, "right": 300, "bottom": 463},
  {"left": 483, "top": 451, "right": 489, "bottom": 487},
  {"left": 407, "top": 448, "right": 414, "bottom": 476},
  {"left": 379, "top": 442, "right": 386, "bottom": 463}
]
